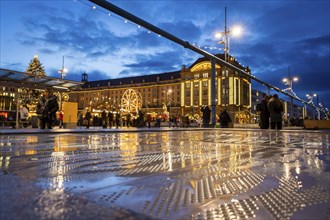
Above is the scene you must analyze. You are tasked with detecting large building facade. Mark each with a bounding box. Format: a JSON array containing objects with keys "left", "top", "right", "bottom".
[{"left": 68, "top": 54, "right": 253, "bottom": 123}]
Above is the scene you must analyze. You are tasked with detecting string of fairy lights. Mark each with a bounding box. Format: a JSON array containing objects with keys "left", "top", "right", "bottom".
[{"left": 75, "top": 0, "right": 223, "bottom": 52}]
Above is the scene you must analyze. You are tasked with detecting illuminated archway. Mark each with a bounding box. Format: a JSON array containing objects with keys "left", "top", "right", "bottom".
[{"left": 121, "top": 89, "right": 142, "bottom": 113}]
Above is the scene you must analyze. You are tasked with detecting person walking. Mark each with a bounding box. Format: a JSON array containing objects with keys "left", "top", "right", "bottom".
[
  {"left": 258, "top": 95, "right": 270, "bottom": 129},
  {"left": 101, "top": 108, "right": 107, "bottom": 129},
  {"left": 36, "top": 93, "right": 47, "bottom": 129},
  {"left": 267, "top": 94, "right": 284, "bottom": 130},
  {"left": 115, "top": 111, "right": 121, "bottom": 129},
  {"left": 108, "top": 110, "right": 114, "bottom": 128},
  {"left": 201, "top": 105, "right": 211, "bottom": 128},
  {"left": 84, "top": 110, "right": 92, "bottom": 129},
  {"left": 36, "top": 89, "right": 58, "bottom": 129},
  {"left": 126, "top": 113, "right": 131, "bottom": 128},
  {"left": 147, "top": 114, "right": 151, "bottom": 128},
  {"left": 45, "top": 89, "right": 59, "bottom": 129},
  {"left": 219, "top": 109, "right": 231, "bottom": 128}
]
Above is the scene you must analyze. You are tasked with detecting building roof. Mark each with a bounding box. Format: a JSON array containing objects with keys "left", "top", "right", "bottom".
[
  {"left": 82, "top": 71, "right": 181, "bottom": 89},
  {"left": 82, "top": 53, "right": 249, "bottom": 89},
  {"left": 188, "top": 54, "right": 247, "bottom": 70},
  {"left": 0, "top": 68, "right": 83, "bottom": 91}
]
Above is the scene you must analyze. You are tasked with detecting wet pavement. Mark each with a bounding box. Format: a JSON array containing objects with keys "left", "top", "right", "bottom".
[{"left": 0, "top": 128, "right": 329, "bottom": 220}]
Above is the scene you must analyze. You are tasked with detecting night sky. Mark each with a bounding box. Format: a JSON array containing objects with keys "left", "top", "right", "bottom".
[{"left": 1, "top": 0, "right": 329, "bottom": 108}]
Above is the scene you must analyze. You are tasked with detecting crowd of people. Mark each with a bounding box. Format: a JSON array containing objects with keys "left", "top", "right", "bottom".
[
  {"left": 257, "top": 93, "right": 284, "bottom": 130},
  {"left": 6, "top": 90, "right": 299, "bottom": 130},
  {"left": 36, "top": 89, "right": 59, "bottom": 129},
  {"left": 76, "top": 105, "right": 235, "bottom": 129}
]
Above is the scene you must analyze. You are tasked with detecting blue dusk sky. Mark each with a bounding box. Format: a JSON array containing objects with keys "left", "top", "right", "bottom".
[{"left": 1, "top": 0, "right": 329, "bottom": 107}]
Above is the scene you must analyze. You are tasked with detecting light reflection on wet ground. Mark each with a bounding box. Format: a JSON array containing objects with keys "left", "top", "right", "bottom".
[{"left": 0, "top": 129, "right": 330, "bottom": 219}]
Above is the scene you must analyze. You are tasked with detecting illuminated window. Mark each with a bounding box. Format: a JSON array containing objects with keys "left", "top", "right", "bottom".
[
  {"left": 185, "top": 82, "right": 190, "bottom": 88},
  {"left": 194, "top": 74, "right": 199, "bottom": 79},
  {"left": 203, "top": 73, "right": 208, "bottom": 78}
]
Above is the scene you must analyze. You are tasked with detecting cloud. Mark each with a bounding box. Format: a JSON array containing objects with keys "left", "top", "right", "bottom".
[{"left": 118, "top": 50, "right": 190, "bottom": 76}]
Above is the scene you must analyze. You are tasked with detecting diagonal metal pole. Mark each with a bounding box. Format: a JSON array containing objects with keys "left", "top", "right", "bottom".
[{"left": 88, "top": 0, "right": 319, "bottom": 112}]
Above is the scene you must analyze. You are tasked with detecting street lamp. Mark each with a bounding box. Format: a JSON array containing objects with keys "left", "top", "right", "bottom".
[
  {"left": 214, "top": 7, "right": 243, "bottom": 113},
  {"left": 306, "top": 93, "right": 316, "bottom": 105},
  {"left": 165, "top": 89, "right": 172, "bottom": 112},
  {"left": 306, "top": 93, "right": 320, "bottom": 120},
  {"left": 58, "top": 56, "right": 68, "bottom": 80},
  {"left": 282, "top": 67, "right": 298, "bottom": 120},
  {"left": 313, "top": 93, "right": 320, "bottom": 120},
  {"left": 214, "top": 23, "right": 243, "bottom": 62},
  {"left": 282, "top": 67, "right": 298, "bottom": 97}
]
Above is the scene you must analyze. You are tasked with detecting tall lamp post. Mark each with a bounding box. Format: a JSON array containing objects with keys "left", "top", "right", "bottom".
[
  {"left": 214, "top": 7, "right": 242, "bottom": 125},
  {"left": 282, "top": 67, "right": 298, "bottom": 120},
  {"left": 166, "top": 89, "right": 172, "bottom": 115},
  {"left": 313, "top": 93, "right": 320, "bottom": 120},
  {"left": 306, "top": 93, "right": 320, "bottom": 120},
  {"left": 58, "top": 56, "right": 68, "bottom": 80},
  {"left": 57, "top": 56, "right": 68, "bottom": 112}
]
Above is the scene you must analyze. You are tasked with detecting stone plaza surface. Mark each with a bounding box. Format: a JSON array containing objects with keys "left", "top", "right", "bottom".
[{"left": 0, "top": 128, "right": 329, "bottom": 220}]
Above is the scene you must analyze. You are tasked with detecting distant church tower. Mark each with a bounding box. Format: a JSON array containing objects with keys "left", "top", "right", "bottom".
[{"left": 81, "top": 72, "right": 88, "bottom": 82}]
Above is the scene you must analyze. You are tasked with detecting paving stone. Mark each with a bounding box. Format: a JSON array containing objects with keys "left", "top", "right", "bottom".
[{"left": 0, "top": 129, "right": 329, "bottom": 219}]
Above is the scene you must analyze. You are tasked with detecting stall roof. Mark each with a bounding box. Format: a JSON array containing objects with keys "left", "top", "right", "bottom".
[{"left": 0, "top": 68, "right": 83, "bottom": 91}]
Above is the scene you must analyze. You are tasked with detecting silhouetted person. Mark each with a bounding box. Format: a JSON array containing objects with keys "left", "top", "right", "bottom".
[
  {"left": 201, "top": 105, "right": 211, "bottom": 128},
  {"left": 36, "top": 89, "right": 58, "bottom": 129},
  {"left": 268, "top": 94, "right": 284, "bottom": 130},
  {"left": 219, "top": 109, "right": 231, "bottom": 128},
  {"left": 84, "top": 110, "right": 92, "bottom": 128},
  {"left": 108, "top": 111, "right": 114, "bottom": 128},
  {"left": 259, "top": 95, "right": 270, "bottom": 129}
]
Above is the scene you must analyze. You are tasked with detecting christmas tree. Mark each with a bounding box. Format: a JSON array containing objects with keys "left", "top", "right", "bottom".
[{"left": 26, "top": 55, "right": 46, "bottom": 77}]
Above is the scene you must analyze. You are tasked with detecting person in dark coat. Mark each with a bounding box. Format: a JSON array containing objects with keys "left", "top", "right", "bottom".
[
  {"left": 108, "top": 110, "right": 114, "bottom": 128},
  {"left": 115, "top": 111, "right": 121, "bottom": 128},
  {"left": 267, "top": 94, "right": 284, "bottom": 130},
  {"left": 101, "top": 108, "right": 107, "bottom": 128},
  {"left": 36, "top": 89, "right": 58, "bottom": 129},
  {"left": 258, "top": 95, "right": 270, "bottom": 129},
  {"left": 45, "top": 90, "right": 59, "bottom": 129},
  {"left": 84, "top": 110, "right": 92, "bottom": 128},
  {"left": 219, "top": 109, "right": 231, "bottom": 128},
  {"left": 201, "top": 105, "right": 211, "bottom": 128},
  {"left": 36, "top": 94, "right": 47, "bottom": 129}
]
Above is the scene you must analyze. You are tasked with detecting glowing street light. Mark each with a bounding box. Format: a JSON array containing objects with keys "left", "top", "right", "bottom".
[
  {"left": 214, "top": 24, "right": 243, "bottom": 62},
  {"left": 282, "top": 67, "right": 298, "bottom": 97},
  {"left": 214, "top": 7, "right": 243, "bottom": 113},
  {"left": 162, "top": 89, "right": 172, "bottom": 114},
  {"left": 58, "top": 56, "right": 68, "bottom": 79},
  {"left": 306, "top": 93, "right": 321, "bottom": 120}
]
